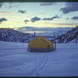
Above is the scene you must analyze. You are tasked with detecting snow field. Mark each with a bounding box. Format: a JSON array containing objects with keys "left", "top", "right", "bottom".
[{"left": 0, "top": 41, "right": 78, "bottom": 76}]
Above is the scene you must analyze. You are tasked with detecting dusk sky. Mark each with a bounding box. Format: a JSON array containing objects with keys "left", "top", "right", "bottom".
[{"left": 0, "top": 2, "right": 78, "bottom": 28}]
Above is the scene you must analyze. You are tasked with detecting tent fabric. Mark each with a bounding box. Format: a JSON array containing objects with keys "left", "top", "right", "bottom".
[{"left": 28, "top": 36, "right": 54, "bottom": 50}]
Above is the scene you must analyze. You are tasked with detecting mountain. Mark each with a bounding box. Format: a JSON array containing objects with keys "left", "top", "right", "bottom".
[
  {"left": 17, "top": 26, "right": 73, "bottom": 37},
  {"left": 0, "top": 28, "right": 33, "bottom": 43},
  {"left": 51, "top": 26, "right": 78, "bottom": 43},
  {"left": 0, "top": 26, "right": 78, "bottom": 43},
  {"left": 17, "top": 26, "right": 72, "bottom": 33}
]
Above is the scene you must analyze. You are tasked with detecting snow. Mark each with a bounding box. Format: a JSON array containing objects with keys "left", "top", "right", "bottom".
[
  {"left": 0, "top": 41, "right": 78, "bottom": 76},
  {"left": 70, "top": 38, "right": 78, "bottom": 43}
]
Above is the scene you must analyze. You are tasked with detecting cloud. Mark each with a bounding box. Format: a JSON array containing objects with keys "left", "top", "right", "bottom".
[
  {"left": 30, "top": 15, "right": 60, "bottom": 22},
  {"left": 24, "top": 19, "right": 29, "bottom": 24},
  {"left": 66, "top": 18, "right": 69, "bottom": 20},
  {"left": 60, "top": 2, "right": 78, "bottom": 14},
  {"left": 40, "top": 2, "right": 56, "bottom": 6},
  {"left": 31, "top": 17, "right": 41, "bottom": 22},
  {"left": 18, "top": 10, "right": 26, "bottom": 14},
  {"left": 24, "top": 19, "right": 29, "bottom": 22},
  {"left": 72, "top": 16, "right": 78, "bottom": 20},
  {"left": 43, "top": 15, "right": 60, "bottom": 21},
  {"left": 0, "top": 18, "right": 7, "bottom": 23},
  {"left": 0, "top": 2, "right": 3, "bottom": 7}
]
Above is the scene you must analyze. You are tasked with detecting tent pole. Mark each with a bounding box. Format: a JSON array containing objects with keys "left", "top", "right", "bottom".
[
  {"left": 34, "top": 32, "right": 36, "bottom": 38},
  {"left": 53, "top": 32, "right": 56, "bottom": 49}
]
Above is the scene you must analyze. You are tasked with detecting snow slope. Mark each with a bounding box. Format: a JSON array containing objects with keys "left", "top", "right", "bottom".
[{"left": 0, "top": 41, "right": 78, "bottom": 76}]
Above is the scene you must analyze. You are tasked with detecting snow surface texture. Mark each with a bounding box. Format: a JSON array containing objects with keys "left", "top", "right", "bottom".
[{"left": 0, "top": 41, "right": 78, "bottom": 76}]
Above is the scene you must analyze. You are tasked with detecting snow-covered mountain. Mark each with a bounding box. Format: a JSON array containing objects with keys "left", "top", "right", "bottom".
[
  {"left": 0, "top": 41, "right": 78, "bottom": 76},
  {"left": 0, "top": 27, "right": 78, "bottom": 43},
  {"left": 0, "top": 28, "right": 33, "bottom": 43},
  {"left": 53, "top": 26, "right": 78, "bottom": 43},
  {"left": 18, "top": 26, "right": 72, "bottom": 31},
  {"left": 17, "top": 26, "right": 72, "bottom": 36}
]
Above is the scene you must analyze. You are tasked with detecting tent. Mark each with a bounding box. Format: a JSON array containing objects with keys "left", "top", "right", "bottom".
[{"left": 28, "top": 36, "right": 54, "bottom": 52}]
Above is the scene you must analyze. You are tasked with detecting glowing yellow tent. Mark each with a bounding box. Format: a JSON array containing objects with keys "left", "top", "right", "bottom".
[{"left": 28, "top": 36, "right": 54, "bottom": 52}]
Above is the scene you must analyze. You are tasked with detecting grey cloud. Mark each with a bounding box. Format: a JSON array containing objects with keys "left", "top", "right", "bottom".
[
  {"left": 28, "top": 15, "right": 60, "bottom": 23},
  {"left": 72, "top": 16, "right": 78, "bottom": 20},
  {"left": 0, "top": 2, "right": 3, "bottom": 7},
  {"left": 24, "top": 19, "right": 29, "bottom": 24},
  {"left": 31, "top": 17, "right": 41, "bottom": 22},
  {"left": 43, "top": 15, "right": 60, "bottom": 21},
  {"left": 18, "top": 10, "right": 26, "bottom": 14},
  {"left": 60, "top": 2, "right": 78, "bottom": 14},
  {"left": 0, "top": 18, "right": 7, "bottom": 23}
]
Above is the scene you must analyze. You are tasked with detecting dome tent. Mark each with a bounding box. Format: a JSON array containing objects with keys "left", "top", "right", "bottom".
[{"left": 28, "top": 36, "right": 55, "bottom": 52}]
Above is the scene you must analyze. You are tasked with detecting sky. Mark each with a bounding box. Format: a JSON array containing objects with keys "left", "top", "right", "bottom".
[{"left": 0, "top": 2, "right": 78, "bottom": 29}]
